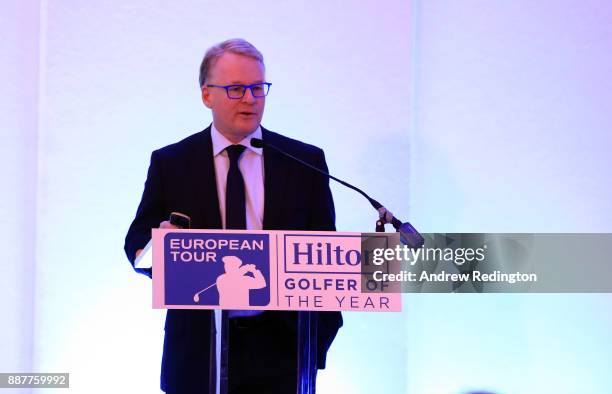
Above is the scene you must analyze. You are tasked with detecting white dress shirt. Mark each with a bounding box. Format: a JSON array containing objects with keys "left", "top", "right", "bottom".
[{"left": 211, "top": 124, "right": 264, "bottom": 231}]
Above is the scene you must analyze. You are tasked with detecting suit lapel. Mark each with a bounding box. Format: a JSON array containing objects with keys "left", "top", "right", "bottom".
[
  {"left": 191, "top": 126, "right": 222, "bottom": 229},
  {"left": 262, "top": 128, "right": 290, "bottom": 229}
]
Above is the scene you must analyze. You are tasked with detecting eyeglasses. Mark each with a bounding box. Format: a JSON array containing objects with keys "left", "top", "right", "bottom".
[{"left": 206, "top": 82, "right": 272, "bottom": 99}]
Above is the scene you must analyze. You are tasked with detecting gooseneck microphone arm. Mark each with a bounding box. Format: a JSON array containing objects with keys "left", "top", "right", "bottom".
[
  {"left": 251, "top": 139, "right": 382, "bottom": 210},
  {"left": 250, "top": 137, "right": 424, "bottom": 247}
]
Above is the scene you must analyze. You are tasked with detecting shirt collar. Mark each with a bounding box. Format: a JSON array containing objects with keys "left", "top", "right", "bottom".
[{"left": 211, "top": 123, "right": 263, "bottom": 156}]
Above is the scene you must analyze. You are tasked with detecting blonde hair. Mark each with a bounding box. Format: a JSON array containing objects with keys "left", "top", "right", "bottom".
[{"left": 198, "top": 38, "right": 264, "bottom": 87}]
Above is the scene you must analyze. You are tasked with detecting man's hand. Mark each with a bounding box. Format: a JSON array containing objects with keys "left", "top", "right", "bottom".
[
  {"left": 136, "top": 220, "right": 180, "bottom": 258},
  {"left": 136, "top": 221, "right": 179, "bottom": 259},
  {"left": 159, "top": 220, "right": 180, "bottom": 229}
]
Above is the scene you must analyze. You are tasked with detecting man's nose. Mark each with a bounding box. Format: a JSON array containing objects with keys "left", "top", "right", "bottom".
[{"left": 241, "top": 87, "right": 256, "bottom": 103}]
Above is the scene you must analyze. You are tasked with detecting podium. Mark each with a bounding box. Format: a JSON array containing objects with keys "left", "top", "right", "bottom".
[{"left": 144, "top": 228, "right": 401, "bottom": 394}]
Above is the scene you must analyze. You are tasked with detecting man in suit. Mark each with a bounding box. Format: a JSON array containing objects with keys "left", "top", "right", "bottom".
[{"left": 124, "top": 38, "right": 342, "bottom": 393}]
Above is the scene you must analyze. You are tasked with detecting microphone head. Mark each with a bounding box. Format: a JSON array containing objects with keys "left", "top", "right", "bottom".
[
  {"left": 398, "top": 221, "right": 425, "bottom": 248},
  {"left": 250, "top": 138, "right": 264, "bottom": 148}
]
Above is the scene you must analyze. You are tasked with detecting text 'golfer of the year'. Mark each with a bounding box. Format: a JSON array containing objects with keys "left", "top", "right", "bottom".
[{"left": 281, "top": 237, "right": 392, "bottom": 311}]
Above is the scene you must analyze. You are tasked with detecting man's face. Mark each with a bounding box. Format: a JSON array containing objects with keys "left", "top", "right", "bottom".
[{"left": 202, "top": 53, "right": 266, "bottom": 142}]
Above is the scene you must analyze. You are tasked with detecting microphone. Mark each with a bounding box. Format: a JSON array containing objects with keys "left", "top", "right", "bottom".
[{"left": 251, "top": 138, "right": 424, "bottom": 248}]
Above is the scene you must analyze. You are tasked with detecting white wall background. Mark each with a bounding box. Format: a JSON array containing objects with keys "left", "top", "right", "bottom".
[
  {"left": 1, "top": 1, "right": 611, "bottom": 393},
  {"left": 407, "top": 1, "right": 612, "bottom": 393},
  {"left": 0, "top": 0, "right": 39, "bottom": 380}
]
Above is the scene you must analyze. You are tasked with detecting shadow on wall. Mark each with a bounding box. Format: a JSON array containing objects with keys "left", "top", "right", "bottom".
[{"left": 465, "top": 391, "right": 499, "bottom": 394}]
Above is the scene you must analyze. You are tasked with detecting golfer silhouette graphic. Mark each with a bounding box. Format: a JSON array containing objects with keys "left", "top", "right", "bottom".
[{"left": 215, "top": 255, "right": 266, "bottom": 308}]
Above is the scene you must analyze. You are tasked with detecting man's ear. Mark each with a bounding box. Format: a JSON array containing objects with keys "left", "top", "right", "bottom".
[{"left": 202, "top": 86, "right": 212, "bottom": 109}]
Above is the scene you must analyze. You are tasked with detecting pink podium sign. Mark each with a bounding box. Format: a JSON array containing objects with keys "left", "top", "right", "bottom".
[{"left": 152, "top": 229, "right": 401, "bottom": 312}]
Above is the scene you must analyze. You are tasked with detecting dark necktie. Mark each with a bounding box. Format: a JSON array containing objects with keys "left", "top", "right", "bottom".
[{"left": 225, "top": 144, "right": 247, "bottom": 230}]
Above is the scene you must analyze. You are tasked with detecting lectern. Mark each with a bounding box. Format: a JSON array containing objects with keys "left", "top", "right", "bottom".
[{"left": 147, "top": 228, "right": 401, "bottom": 394}]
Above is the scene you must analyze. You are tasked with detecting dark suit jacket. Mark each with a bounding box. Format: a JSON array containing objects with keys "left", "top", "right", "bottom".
[{"left": 124, "top": 126, "right": 342, "bottom": 392}]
